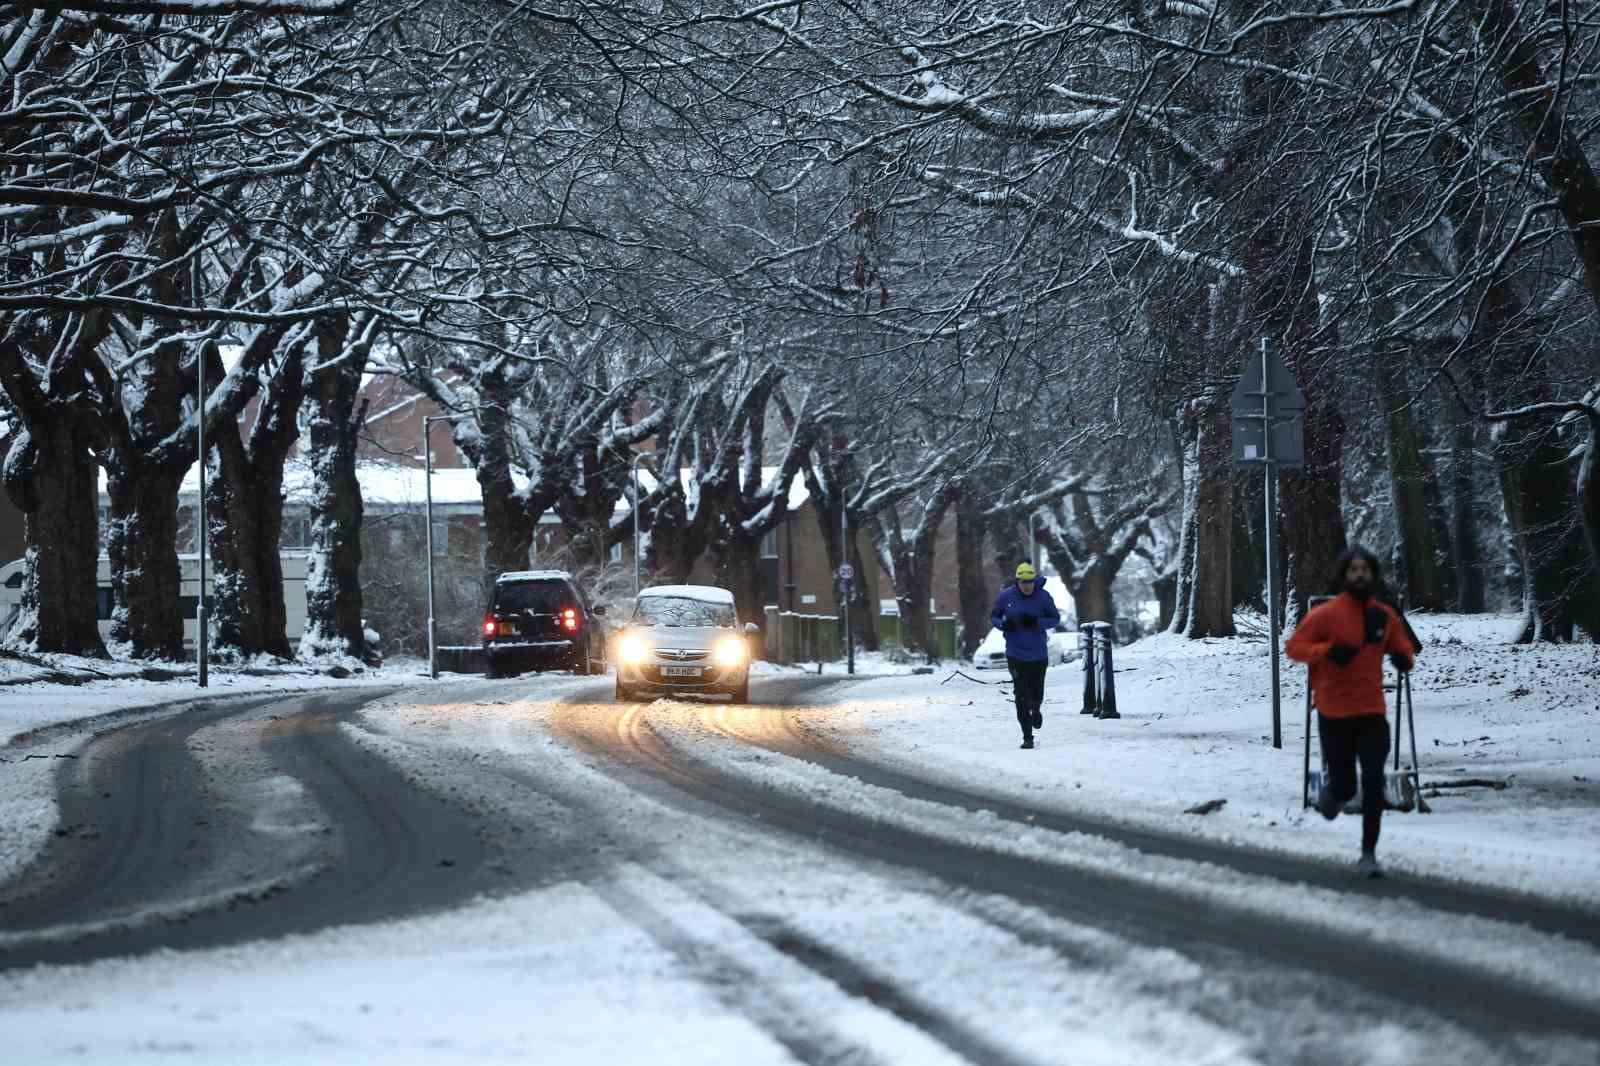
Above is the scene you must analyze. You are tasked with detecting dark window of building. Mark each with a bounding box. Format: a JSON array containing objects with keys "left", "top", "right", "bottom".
[
  {"left": 179, "top": 596, "right": 198, "bottom": 620},
  {"left": 97, "top": 588, "right": 115, "bottom": 620}
]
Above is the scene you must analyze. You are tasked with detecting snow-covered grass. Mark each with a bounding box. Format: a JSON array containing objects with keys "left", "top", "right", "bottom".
[{"left": 806, "top": 613, "right": 1600, "bottom": 904}]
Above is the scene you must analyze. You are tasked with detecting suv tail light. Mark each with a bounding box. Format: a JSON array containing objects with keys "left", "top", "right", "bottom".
[
  {"left": 561, "top": 607, "right": 579, "bottom": 632},
  {"left": 482, "top": 613, "right": 497, "bottom": 637}
]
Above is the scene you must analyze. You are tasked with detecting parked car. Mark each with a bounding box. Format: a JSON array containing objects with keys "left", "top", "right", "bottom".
[
  {"left": 971, "top": 623, "right": 1080, "bottom": 670},
  {"left": 614, "top": 585, "right": 759, "bottom": 704},
  {"left": 481, "top": 570, "right": 606, "bottom": 678}
]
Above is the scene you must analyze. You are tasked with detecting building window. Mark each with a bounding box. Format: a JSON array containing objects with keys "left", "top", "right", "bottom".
[
  {"left": 610, "top": 541, "right": 623, "bottom": 563},
  {"left": 760, "top": 528, "right": 779, "bottom": 560}
]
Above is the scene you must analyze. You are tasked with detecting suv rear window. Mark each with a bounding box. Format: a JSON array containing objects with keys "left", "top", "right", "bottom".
[{"left": 493, "top": 581, "right": 572, "bottom": 614}]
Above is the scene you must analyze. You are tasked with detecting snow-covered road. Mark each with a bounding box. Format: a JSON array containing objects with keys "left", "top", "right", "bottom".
[{"left": 1, "top": 675, "right": 1597, "bottom": 1064}]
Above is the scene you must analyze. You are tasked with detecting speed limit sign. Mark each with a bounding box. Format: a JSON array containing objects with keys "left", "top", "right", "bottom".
[{"left": 835, "top": 564, "right": 855, "bottom": 582}]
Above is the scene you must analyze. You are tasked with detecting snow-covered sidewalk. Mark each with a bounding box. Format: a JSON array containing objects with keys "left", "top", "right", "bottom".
[{"left": 807, "top": 614, "right": 1600, "bottom": 905}]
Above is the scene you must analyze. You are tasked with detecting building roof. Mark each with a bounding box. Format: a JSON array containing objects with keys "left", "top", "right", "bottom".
[{"left": 98, "top": 462, "right": 812, "bottom": 515}]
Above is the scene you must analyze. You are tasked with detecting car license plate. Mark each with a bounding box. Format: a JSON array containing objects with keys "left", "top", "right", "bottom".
[{"left": 662, "top": 665, "right": 702, "bottom": 678}]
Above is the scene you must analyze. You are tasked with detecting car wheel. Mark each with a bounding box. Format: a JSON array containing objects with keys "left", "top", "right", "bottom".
[
  {"left": 485, "top": 657, "right": 502, "bottom": 680},
  {"left": 573, "top": 650, "right": 592, "bottom": 676},
  {"left": 730, "top": 679, "right": 750, "bottom": 705},
  {"left": 615, "top": 681, "right": 637, "bottom": 702}
]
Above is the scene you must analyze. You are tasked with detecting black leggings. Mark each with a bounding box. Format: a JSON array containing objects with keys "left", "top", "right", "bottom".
[
  {"left": 1007, "top": 657, "right": 1047, "bottom": 737},
  {"left": 1319, "top": 713, "right": 1391, "bottom": 852}
]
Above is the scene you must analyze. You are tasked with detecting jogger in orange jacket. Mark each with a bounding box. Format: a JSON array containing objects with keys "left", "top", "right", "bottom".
[{"left": 1286, "top": 546, "right": 1419, "bottom": 878}]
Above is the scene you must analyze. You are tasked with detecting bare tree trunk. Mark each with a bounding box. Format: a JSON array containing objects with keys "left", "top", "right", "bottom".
[
  {"left": 898, "top": 579, "right": 935, "bottom": 661},
  {"left": 104, "top": 459, "right": 185, "bottom": 660},
  {"left": 3, "top": 424, "right": 105, "bottom": 656},
  {"left": 1278, "top": 380, "right": 1347, "bottom": 619},
  {"left": 715, "top": 535, "right": 766, "bottom": 626},
  {"left": 1376, "top": 358, "right": 1447, "bottom": 610},
  {"left": 848, "top": 539, "right": 879, "bottom": 651},
  {"left": 1449, "top": 404, "right": 1487, "bottom": 613},
  {"left": 1071, "top": 564, "right": 1114, "bottom": 625},
  {"left": 205, "top": 340, "right": 303, "bottom": 660},
  {"left": 810, "top": 495, "right": 879, "bottom": 649},
  {"left": 1184, "top": 400, "right": 1236, "bottom": 638},
  {"left": 1168, "top": 440, "right": 1198, "bottom": 635},
  {"left": 209, "top": 429, "right": 281, "bottom": 658},
  {"left": 1500, "top": 424, "right": 1590, "bottom": 642},
  {"left": 474, "top": 397, "right": 536, "bottom": 594},
  {"left": 1578, "top": 417, "right": 1600, "bottom": 640},
  {"left": 955, "top": 493, "right": 990, "bottom": 656},
  {"left": 1151, "top": 571, "right": 1177, "bottom": 632},
  {"left": 302, "top": 317, "right": 371, "bottom": 662}
]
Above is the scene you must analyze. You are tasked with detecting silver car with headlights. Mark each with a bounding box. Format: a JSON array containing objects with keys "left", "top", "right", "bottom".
[{"left": 614, "top": 585, "right": 758, "bottom": 703}]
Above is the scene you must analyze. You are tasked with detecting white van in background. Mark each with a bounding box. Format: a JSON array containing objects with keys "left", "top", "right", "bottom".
[{"left": 0, "top": 553, "right": 310, "bottom": 651}]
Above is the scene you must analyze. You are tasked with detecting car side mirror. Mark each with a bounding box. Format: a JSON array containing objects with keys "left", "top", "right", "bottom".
[
  {"left": 744, "top": 622, "right": 760, "bottom": 635},
  {"left": 592, "top": 605, "right": 606, "bottom": 617}
]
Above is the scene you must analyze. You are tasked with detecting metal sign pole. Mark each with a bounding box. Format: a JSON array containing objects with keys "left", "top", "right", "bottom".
[
  {"left": 1262, "top": 338, "right": 1281, "bottom": 749},
  {"left": 424, "top": 417, "right": 438, "bottom": 680}
]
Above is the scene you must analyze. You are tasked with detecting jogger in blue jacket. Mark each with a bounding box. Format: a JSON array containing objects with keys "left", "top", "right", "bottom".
[{"left": 990, "top": 563, "right": 1061, "bottom": 748}]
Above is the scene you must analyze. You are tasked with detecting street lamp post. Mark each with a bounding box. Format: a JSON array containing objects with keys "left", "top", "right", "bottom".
[
  {"left": 423, "top": 414, "right": 469, "bottom": 680},
  {"left": 197, "top": 348, "right": 208, "bottom": 688}
]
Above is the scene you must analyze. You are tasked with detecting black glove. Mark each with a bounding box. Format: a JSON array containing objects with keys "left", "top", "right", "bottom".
[
  {"left": 1020, "top": 615, "right": 1038, "bottom": 630},
  {"left": 1328, "top": 643, "right": 1359, "bottom": 666},
  {"left": 1001, "top": 619, "right": 1014, "bottom": 634},
  {"left": 1389, "top": 652, "right": 1411, "bottom": 673},
  {"left": 1363, "top": 606, "right": 1388, "bottom": 644}
]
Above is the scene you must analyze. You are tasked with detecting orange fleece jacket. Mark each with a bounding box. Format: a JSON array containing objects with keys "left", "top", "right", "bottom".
[{"left": 1285, "top": 593, "right": 1416, "bottom": 718}]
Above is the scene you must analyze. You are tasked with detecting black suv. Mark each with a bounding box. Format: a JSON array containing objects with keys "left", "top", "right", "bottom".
[{"left": 481, "top": 570, "right": 606, "bottom": 678}]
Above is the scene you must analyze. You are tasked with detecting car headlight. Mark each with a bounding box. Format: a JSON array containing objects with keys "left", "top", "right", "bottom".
[
  {"left": 618, "top": 633, "right": 652, "bottom": 665},
  {"left": 713, "top": 637, "right": 747, "bottom": 668}
]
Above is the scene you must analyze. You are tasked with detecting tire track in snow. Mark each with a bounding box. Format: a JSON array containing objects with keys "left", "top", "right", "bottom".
[
  {"left": 761, "top": 693, "right": 1600, "bottom": 946},
  {"left": 552, "top": 693, "right": 1600, "bottom": 1050},
  {"left": 0, "top": 688, "right": 491, "bottom": 970}
]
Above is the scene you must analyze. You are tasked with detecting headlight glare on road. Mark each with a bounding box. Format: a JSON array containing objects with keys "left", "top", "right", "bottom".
[
  {"left": 713, "top": 637, "right": 747, "bottom": 667},
  {"left": 618, "top": 633, "right": 651, "bottom": 665}
]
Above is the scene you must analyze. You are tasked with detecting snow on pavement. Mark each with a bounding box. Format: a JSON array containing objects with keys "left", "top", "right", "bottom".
[
  {"left": 809, "top": 613, "right": 1600, "bottom": 905},
  {"left": 1, "top": 681, "right": 1594, "bottom": 1064},
  {"left": 629, "top": 698, "right": 1600, "bottom": 1009},
  {"left": 0, "top": 661, "right": 461, "bottom": 887},
  {"left": 0, "top": 688, "right": 1262, "bottom": 1066}
]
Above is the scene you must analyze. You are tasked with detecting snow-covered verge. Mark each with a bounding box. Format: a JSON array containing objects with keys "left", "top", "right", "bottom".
[{"left": 808, "top": 613, "right": 1600, "bottom": 905}]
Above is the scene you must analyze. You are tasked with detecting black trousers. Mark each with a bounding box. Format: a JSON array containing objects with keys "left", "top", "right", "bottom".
[
  {"left": 1007, "top": 657, "right": 1047, "bottom": 737},
  {"left": 1318, "top": 712, "right": 1391, "bottom": 852}
]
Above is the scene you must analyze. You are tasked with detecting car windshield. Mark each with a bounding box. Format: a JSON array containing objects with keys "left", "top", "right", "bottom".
[
  {"left": 633, "top": 596, "right": 735, "bottom": 628},
  {"left": 494, "top": 582, "right": 570, "bottom": 614}
]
